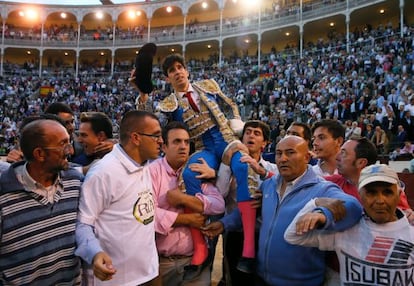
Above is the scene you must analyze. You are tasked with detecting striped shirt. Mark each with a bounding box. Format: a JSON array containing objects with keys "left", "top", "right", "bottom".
[{"left": 0, "top": 162, "right": 83, "bottom": 286}]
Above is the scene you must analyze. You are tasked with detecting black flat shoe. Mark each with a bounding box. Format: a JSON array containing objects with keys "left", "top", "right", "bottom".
[{"left": 236, "top": 257, "right": 255, "bottom": 274}]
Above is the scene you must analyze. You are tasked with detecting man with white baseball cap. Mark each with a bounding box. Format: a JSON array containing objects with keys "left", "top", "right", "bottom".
[
  {"left": 358, "top": 164, "right": 406, "bottom": 223},
  {"left": 285, "top": 164, "right": 414, "bottom": 285}
]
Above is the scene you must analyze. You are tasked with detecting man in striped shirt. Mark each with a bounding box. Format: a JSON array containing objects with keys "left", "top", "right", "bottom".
[{"left": 0, "top": 119, "right": 83, "bottom": 285}]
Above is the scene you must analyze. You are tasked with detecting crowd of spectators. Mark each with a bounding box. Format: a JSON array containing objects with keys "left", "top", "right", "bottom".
[
  {"left": 1, "top": 0, "right": 347, "bottom": 44},
  {"left": 1, "top": 21, "right": 414, "bottom": 171}
]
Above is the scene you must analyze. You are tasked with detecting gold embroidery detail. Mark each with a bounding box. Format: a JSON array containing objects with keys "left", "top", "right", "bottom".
[{"left": 159, "top": 93, "right": 178, "bottom": 112}]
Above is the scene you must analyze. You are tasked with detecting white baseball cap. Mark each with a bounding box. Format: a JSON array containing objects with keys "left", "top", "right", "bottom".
[{"left": 359, "top": 164, "right": 399, "bottom": 191}]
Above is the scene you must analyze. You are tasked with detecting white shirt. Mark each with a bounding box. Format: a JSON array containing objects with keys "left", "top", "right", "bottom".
[
  {"left": 178, "top": 84, "right": 200, "bottom": 110},
  {"left": 78, "top": 144, "right": 158, "bottom": 286},
  {"left": 286, "top": 200, "right": 414, "bottom": 286},
  {"left": 312, "top": 160, "right": 338, "bottom": 177},
  {"left": 277, "top": 169, "right": 307, "bottom": 201}
]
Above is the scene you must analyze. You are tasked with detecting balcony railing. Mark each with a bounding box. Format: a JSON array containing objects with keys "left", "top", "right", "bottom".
[{"left": 0, "top": 0, "right": 387, "bottom": 50}]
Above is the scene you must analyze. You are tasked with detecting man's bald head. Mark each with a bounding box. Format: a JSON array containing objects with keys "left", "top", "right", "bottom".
[
  {"left": 277, "top": 135, "right": 310, "bottom": 154},
  {"left": 275, "top": 136, "right": 310, "bottom": 182}
]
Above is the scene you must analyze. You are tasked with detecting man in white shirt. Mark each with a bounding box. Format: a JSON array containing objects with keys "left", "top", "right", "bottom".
[
  {"left": 75, "top": 110, "right": 162, "bottom": 286},
  {"left": 286, "top": 164, "right": 414, "bottom": 286}
]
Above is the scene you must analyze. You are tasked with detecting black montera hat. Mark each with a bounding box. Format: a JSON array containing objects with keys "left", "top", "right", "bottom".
[{"left": 134, "top": 43, "right": 157, "bottom": 94}]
